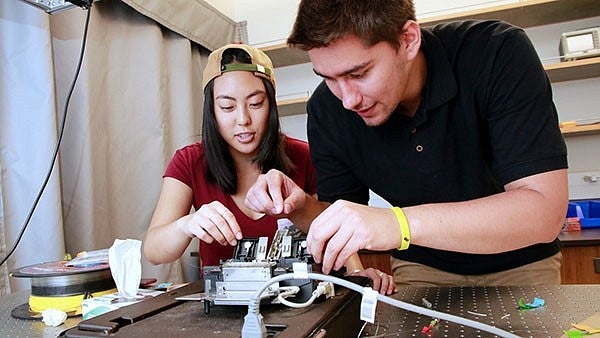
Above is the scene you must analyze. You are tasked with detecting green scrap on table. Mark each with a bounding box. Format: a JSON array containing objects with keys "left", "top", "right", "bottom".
[
  {"left": 564, "top": 329, "right": 586, "bottom": 337},
  {"left": 561, "top": 313, "right": 600, "bottom": 338},
  {"left": 517, "top": 297, "right": 545, "bottom": 310}
]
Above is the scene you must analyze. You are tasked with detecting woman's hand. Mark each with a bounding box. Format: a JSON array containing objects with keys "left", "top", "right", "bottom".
[
  {"left": 347, "top": 268, "right": 396, "bottom": 295},
  {"left": 179, "top": 201, "right": 243, "bottom": 246},
  {"left": 245, "top": 169, "right": 306, "bottom": 216}
]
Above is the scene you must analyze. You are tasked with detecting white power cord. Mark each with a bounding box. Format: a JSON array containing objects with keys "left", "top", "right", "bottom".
[
  {"left": 276, "top": 286, "right": 300, "bottom": 299},
  {"left": 241, "top": 271, "right": 521, "bottom": 338},
  {"left": 278, "top": 290, "right": 318, "bottom": 308},
  {"left": 276, "top": 282, "right": 334, "bottom": 308}
]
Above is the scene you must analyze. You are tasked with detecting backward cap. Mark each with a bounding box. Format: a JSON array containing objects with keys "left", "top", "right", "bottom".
[{"left": 202, "top": 43, "right": 276, "bottom": 91}]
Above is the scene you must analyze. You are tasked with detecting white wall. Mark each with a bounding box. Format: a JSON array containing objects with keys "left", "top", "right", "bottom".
[
  {"left": 204, "top": 0, "right": 236, "bottom": 20},
  {"left": 232, "top": 0, "right": 300, "bottom": 46},
  {"left": 211, "top": 0, "right": 600, "bottom": 201}
]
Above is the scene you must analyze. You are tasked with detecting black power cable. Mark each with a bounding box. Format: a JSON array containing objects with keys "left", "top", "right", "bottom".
[{"left": 0, "top": 3, "right": 93, "bottom": 267}]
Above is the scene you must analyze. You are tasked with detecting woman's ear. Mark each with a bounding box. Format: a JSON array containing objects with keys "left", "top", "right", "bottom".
[{"left": 400, "top": 20, "right": 421, "bottom": 60}]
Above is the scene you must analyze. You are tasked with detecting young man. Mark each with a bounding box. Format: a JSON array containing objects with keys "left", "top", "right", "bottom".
[{"left": 245, "top": 0, "right": 568, "bottom": 286}]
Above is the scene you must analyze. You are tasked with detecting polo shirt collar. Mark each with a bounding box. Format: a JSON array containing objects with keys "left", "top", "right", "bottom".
[{"left": 411, "top": 29, "right": 458, "bottom": 126}]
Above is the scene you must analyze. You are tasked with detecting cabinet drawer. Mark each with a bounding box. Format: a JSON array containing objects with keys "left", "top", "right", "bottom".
[{"left": 560, "top": 246, "right": 600, "bottom": 284}]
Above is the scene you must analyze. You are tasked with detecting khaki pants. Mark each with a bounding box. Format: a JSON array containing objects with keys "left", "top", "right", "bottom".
[{"left": 391, "top": 252, "right": 562, "bottom": 286}]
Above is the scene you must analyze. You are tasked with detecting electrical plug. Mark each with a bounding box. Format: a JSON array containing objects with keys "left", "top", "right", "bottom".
[{"left": 241, "top": 312, "right": 267, "bottom": 338}]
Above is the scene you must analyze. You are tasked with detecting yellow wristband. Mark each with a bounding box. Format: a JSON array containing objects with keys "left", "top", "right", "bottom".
[{"left": 391, "top": 207, "right": 410, "bottom": 250}]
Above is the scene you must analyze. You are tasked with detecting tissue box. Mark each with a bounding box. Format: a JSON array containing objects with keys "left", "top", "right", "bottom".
[{"left": 82, "top": 289, "right": 163, "bottom": 320}]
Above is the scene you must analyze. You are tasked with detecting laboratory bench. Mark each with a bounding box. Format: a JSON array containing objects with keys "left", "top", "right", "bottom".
[
  {"left": 1, "top": 279, "right": 599, "bottom": 337},
  {"left": 1, "top": 231, "right": 598, "bottom": 337}
]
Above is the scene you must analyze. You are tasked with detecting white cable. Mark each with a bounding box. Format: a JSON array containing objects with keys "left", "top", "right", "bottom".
[
  {"left": 276, "top": 286, "right": 307, "bottom": 307},
  {"left": 278, "top": 291, "right": 318, "bottom": 308},
  {"left": 276, "top": 282, "right": 333, "bottom": 308},
  {"left": 277, "top": 286, "right": 300, "bottom": 298},
  {"left": 243, "top": 272, "right": 521, "bottom": 338}
]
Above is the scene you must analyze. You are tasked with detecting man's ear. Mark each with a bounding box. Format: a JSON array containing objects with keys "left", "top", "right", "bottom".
[{"left": 400, "top": 20, "right": 421, "bottom": 60}]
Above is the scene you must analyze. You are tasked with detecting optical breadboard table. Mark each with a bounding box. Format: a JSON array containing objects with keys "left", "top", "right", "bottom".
[
  {"left": 0, "top": 290, "right": 81, "bottom": 338},
  {"left": 359, "top": 284, "right": 600, "bottom": 337},
  {"left": 1, "top": 281, "right": 599, "bottom": 337}
]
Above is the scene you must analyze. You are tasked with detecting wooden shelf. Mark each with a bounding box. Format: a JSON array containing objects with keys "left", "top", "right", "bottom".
[
  {"left": 418, "top": 0, "right": 600, "bottom": 28},
  {"left": 263, "top": 0, "right": 600, "bottom": 68},
  {"left": 560, "top": 123, "right": 600, "bottom": 137},
  {"left": 261, "top": 43, "right": 310, "bottom": 68},
  {"left": 277, "top": 96, "right": 309, "bottom": 117},
  {"left": 545, "top": 57, "right": 600, "bottom": 82}
]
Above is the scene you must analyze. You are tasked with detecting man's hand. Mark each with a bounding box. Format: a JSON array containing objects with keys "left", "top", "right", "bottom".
[
  {"left": 307, "top": 200, "right": 402, "bottom": 274},
  {"left": 245, "top": 169, "right": 306, "bottom": 216}
]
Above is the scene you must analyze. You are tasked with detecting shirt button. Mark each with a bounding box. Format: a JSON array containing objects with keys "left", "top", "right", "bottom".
[{"left": 416, "top": 145, "right": 423, "bottom": 152}]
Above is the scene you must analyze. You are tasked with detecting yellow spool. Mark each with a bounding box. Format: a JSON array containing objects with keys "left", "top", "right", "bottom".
[
  {"left": 29, "top": 288, "right": 117, "bottom": 315},
  {"left": 9, "top": 261, "right": 116, "bottom": 319}
]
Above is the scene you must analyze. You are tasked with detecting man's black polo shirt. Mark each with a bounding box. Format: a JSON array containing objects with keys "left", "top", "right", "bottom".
[{"left": 306, "top": 20, "right": 568, "bottom": 275}]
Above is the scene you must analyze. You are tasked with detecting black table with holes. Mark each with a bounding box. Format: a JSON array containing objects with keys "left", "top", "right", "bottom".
[
  {"left": 2, "top": 282, "right": 599, "bottom": 337},
  {"left": 359, "top": 284, "right": 600, "bottom": 338}
]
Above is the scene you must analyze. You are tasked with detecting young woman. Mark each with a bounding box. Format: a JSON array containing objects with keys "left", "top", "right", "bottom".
[
  {"left": 143, "top": 44, "right": 312, "bottom": 267},
  {"left": 144, "top": 44, "right": 394, "bottom": 294}
]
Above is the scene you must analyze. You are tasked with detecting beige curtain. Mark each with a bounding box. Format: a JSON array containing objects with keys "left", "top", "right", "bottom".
[
  {"left": 120, "top": 0, "right": 247, "bottom": 49},
  {"left": 1, "top": 0, "right": 244, "bottom": 293}
]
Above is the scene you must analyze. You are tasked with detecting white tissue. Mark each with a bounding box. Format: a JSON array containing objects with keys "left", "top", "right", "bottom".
[
  {"left": 41, "top": 308, "right": 67, "bottom": 326},
  {"left": 108, "top": 238, "right": 142, "bottom": 299}
]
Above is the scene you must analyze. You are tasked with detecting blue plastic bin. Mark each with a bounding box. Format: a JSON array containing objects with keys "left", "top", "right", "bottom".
[{"left": 566, "top": 200, "right": 600, "bottom": 228}]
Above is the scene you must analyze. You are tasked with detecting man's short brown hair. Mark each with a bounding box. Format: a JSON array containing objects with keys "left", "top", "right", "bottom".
[{"left": 287, "top": 0, "right": 416, "bottom": 51}]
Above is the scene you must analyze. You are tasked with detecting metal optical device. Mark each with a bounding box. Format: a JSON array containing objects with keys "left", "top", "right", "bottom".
[
  {"left": 201, "top": 229, "right": 315, "bottom": 313},
  {"left": 559, "top": 27, "right": 600, "bottom": 61}
]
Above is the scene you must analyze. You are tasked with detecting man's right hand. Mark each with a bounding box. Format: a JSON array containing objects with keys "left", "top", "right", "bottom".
[{"left": 245, "top": 169, "right": 306, "bottom": 216}]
